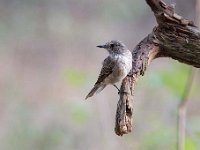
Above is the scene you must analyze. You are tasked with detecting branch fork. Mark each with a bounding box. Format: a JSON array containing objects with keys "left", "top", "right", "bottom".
[{"left": 115, "top": 0, "right": 200, "bottom": 136}]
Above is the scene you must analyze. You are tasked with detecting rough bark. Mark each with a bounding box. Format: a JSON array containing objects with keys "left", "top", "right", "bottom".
[
  {"left": 146, "top": 0, "right": 200, "bottom": 68},
  {"left": 115, "top": 35, "right": 159, "bottom": 136},
  {"left": 115, "top": 0, "right": 200, "bottom": 136}
]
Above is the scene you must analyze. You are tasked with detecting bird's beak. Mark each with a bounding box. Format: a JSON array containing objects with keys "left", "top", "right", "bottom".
[{"left": 96, "top": 45, "right": 105, "bottom": 48}]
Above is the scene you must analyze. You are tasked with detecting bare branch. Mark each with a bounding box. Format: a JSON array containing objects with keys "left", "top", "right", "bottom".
[
  {"left": 177, "top": 0, "right": 200, "bottom": 149},
  {"left": 114, "top": 0, "right": 200, "bottom": 136},
  {"left": 115, "top": 35, "right": 159, "bottom": 136},
  {"left": 146, "top": 0, "right": 200, "bottom": 68},
  {"left": 177, "top": 68, "right": 196, "bottom": 150}
]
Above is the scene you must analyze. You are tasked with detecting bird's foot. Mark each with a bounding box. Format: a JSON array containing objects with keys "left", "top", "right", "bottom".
[
  {"left": 118, "top": 91, "right": 129, "bottom": 95},
  {"left": 113, "top": 85, "right": 129, "bottom": 95},
  {"left": 113, "top": 84, "right": 120, "bottom": 93},
  {"left": 113, "top": 84, "right": 120, "bottom": 91}
]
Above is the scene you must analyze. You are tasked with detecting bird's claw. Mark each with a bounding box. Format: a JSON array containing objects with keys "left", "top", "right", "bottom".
[
  {"left": 113, "top": 85, "right": 129, "bottom": 95},
  {"left": 118, "top": 91, "right": 129, "bottom": 95},
  {"left": 118, "top": 90, "right": 121, "bottom": 95}
]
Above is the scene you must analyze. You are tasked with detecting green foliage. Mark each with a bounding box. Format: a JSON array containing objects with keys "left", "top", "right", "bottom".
[
  {"left": 69, "top": 102, "right": 90, "bottom": 125},
  {"left": 158, "top": 64, "right": 190, "bottom": 98},
  {"left": 63, "top": 69, "right": 89, "bottom": 87},
  {"left": 185, "top": 137, "right": 197, "bottom": 150},
  {"left": 196, "top": 131, "right": 200, "bottom": 138},
  {"left": 3, "top": 101, "right": 65, "bottom": 150},
  {"left": 141, "top": 126, "right": 176, "bottom": 150}
]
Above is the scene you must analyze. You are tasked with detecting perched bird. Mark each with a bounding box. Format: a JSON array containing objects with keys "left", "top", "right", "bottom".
[{"left": 85, "top": 40, "right": 132, "bottom": 99}]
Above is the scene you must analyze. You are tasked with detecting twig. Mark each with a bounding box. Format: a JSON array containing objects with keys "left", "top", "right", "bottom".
[
  {"left": 177, "top": 68, "right": 196, "bottom": 150},
  {"left": 177, "top": 0, "right": 200, "bottom": 149}
]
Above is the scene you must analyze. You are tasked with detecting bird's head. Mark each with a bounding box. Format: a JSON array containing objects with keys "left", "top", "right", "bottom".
[{"left": 97, "top": 40, "right": 127, "bottom": 55}]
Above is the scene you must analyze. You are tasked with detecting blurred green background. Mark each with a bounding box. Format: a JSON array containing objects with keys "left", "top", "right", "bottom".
[{"left": 0, "top": 0, "right": 199, "bottom": 150}]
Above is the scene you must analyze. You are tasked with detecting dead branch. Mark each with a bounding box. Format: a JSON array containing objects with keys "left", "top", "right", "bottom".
[
  {"left": 115, "top": 0, "right": 200, "bottom": 136},
  {"left": 146, "top": 0, "right": 200, "bottom": 68},
  {"left": 115, "top": 35, "right": 159, "bottom": 136}
]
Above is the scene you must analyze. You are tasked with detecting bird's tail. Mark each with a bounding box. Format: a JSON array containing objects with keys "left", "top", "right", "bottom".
[{"left": 85, "top": 84, "right": 106, "bottom": 100}]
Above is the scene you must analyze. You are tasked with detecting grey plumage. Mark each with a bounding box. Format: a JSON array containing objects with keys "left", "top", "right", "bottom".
[{"left": 85, "top": 40, "right": 132, "bottom": 100}]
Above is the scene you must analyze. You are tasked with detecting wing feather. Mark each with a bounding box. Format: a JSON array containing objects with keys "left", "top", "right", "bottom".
[{"left": 95, "top": 56, "right": 115, "bottom": 85}]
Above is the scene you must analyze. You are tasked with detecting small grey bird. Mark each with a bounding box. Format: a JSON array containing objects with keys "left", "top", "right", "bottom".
[{"left": 85, "top": 40, "right": 132, "bottom": 99}]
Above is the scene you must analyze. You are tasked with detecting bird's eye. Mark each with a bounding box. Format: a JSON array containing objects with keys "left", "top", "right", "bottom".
[{"left": 110, "top": 44, "right": 114, "bottom": 48}]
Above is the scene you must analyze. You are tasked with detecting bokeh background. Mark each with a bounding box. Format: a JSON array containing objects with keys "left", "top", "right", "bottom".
[{"left": 0, "top": 0, "right": 199, "bottom": 149}]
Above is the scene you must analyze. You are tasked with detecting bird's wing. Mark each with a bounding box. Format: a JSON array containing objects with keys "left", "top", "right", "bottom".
[{"left": 95, "top": 56, "right": 115, "bottom": 85}]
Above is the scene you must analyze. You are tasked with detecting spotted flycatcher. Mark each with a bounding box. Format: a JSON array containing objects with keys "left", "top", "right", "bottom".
[{"left": 85, "top": 40, "right": 132, "bottom": 99}]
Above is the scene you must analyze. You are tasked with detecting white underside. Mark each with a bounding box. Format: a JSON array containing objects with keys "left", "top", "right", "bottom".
[{"left": 103, "top": 51, "right": 132, "bottom": 85}]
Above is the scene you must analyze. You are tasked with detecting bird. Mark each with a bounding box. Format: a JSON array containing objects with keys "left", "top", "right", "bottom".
[{"left": 85, "top": 40, "right": 132, "bottom": 100}]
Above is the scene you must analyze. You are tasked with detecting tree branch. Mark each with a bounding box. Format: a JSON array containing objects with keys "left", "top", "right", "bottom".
[
  {"left": 177, "top": 68, "right": 196, "bottom": 150},
  {"left": 115, "top": 35, "right": 159, "bottom": 136},
  {"left": 177, "top": 0, "right": 200, "bottom": 149},
  {"left": 115, "top": 0, "right": 200, "bottom": 136},
  {"left": 146, "top": 0, "right": 200, "bottom": 68}
]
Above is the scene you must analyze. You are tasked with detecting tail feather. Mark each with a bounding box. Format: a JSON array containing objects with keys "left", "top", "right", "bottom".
[{"left": 85, "top": 84, "right": 106, "bottom": 100}]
